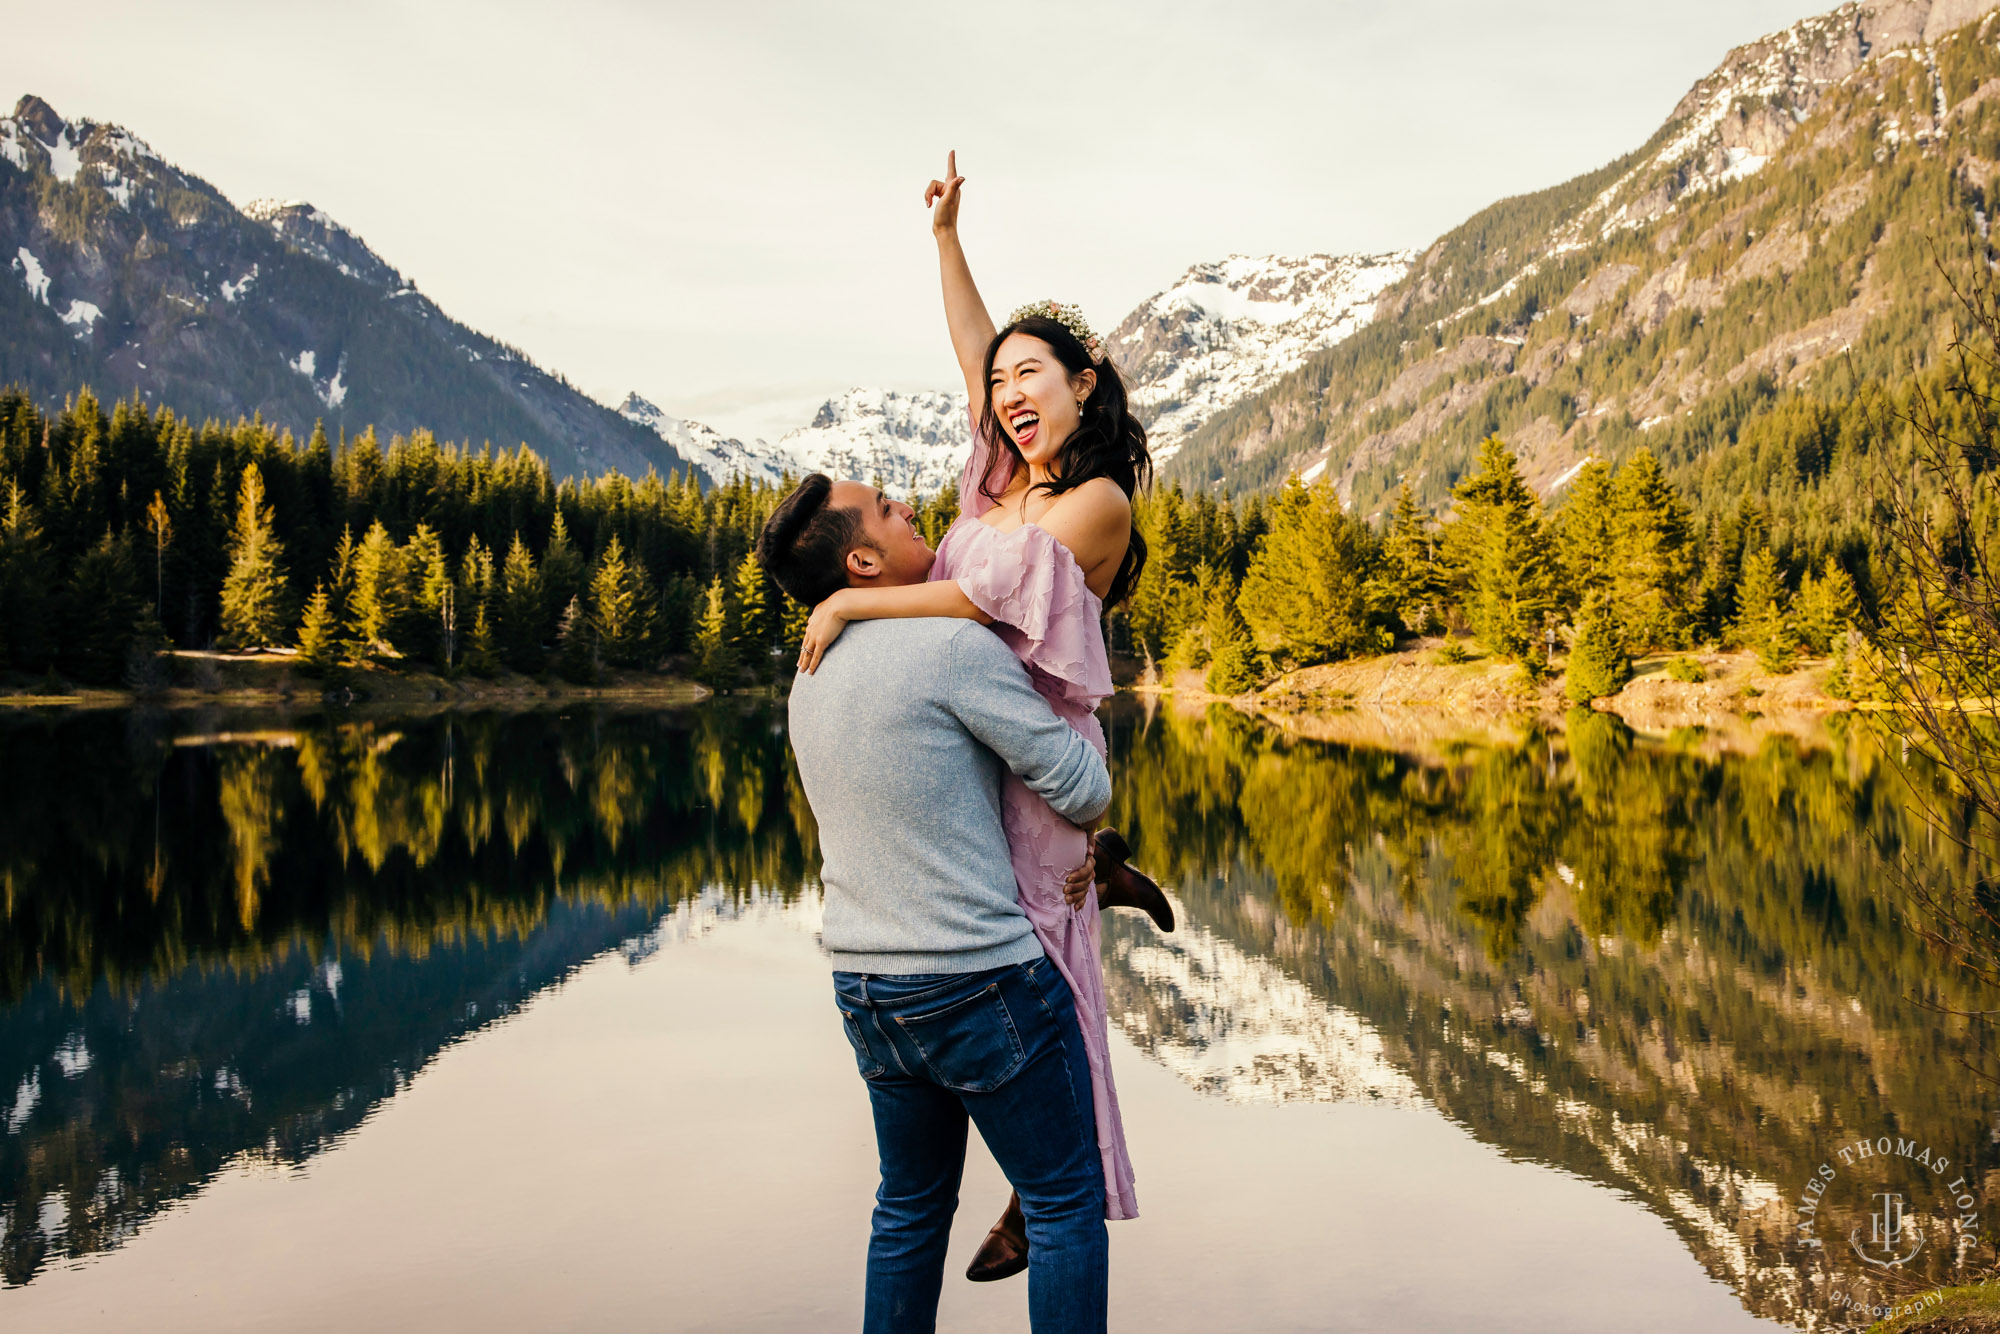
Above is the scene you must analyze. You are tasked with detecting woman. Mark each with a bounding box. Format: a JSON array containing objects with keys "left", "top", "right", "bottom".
[{"left": 797, "top": 151, "right": 1170, "bottom": 1281}]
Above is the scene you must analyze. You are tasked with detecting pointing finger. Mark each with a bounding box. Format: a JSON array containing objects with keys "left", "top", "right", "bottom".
[{"left": 947, "top": 149, "right": 956, "bottom": 179}]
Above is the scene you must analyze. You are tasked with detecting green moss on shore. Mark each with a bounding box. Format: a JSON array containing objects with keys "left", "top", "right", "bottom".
[{"left": 1865, "top": 1282, "right": 2000, "bottom": 1332}]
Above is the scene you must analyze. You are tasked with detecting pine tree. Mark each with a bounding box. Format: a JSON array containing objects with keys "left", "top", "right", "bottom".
[
  {"left": 1378, "top": 484, "right": 1443, "bottom": 636},
  {"left": 457, "top": 533, "right": 496, "bottom": 668},
  {"left": 61, "top": 531, "right": 146, "bottom": 683},
  {"left": 399, "top": 525, "right": 447, "bottom": 663},
  {"left": 1794, "top": 558, "right": 1859, "bottom": 655},
  {"left": 731, "top": 551, "right": 771, "bottom": 679},
  {"left": 693, "top": 576, "right": 740, "bottom": 688},
  {"left": 779, "top": 592, "right": 810, "bottom": 663},
  {"left": 591, "top": 536, "right": 644, "bottom": 668},
  {"left": 346, "top": 520, "right": 405, "bottom": 660},
  {"left": 409, "top": 525, "right": 454, "bottom": 670},
  {"left": 465, "top": 600, "right": 499, "bottom": 677},
  {"left": 498, "top": 533, "right": 544, "bottom": 672},
  {"left": 297, "top": 582, "right": 339, "bottom": 674},
  {"left": 555, "top": 594, "right": 597, "bottom": 684},
  {"left": 218, "top": 462, "right": 289, "bottom": 651},
  {"left": 325, "top": 525, "right": 360, "bottom": 665},
  {"left": 1448, "top": 439, "right": 1557, "bottom": 660},
  {"left": 1237, "top": 478, "right": 1381, "bottom": 667},
  {"left": 142, "top": 489, "right": 172, "bottom": 622},
  {"left": 1553, "top": 459, "right": 1614, "bottom": 610},
  {"left": 541, "top": 510, "right": 586, "bottom": 644},
  {"left": 1608, "top": 448, "right": 1695, "bottom": 651},
  {"left": 1731, "top": 546, "right": 1795, "bottom": 672},
  {"left": 0, "top": 480, "right": 54, "bottom": 671},
  {"left": 1205, "top": 582, "right": 1260, "bottom": 695},
  {"left": 1564, "top": 594, "right": 1632, "bottom": 703}
]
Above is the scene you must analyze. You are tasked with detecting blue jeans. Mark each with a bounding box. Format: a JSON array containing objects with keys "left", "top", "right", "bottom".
[{"left": 833, "top": 957, "right": 1107, "bottom": 1334}]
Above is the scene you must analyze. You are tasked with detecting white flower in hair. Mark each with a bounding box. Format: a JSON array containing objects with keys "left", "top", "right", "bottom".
[{"left": 1006, "top": 299, "right": 1104, "bottom": 362}]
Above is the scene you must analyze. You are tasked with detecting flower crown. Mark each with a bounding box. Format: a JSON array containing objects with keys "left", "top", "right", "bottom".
[{"left": 1006, "top": 299, "right": 1104, "bottom": 362}]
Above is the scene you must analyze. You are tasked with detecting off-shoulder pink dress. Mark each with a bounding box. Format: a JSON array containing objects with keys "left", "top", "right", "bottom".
[{"left": 928, "top": 422, "right": 1139, "bottom": 1222}]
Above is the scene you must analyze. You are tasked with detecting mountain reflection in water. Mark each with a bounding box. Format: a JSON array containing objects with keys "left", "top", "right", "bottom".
[{"left": 0, "top": 700, "right": 1993, "bottom": 1327}]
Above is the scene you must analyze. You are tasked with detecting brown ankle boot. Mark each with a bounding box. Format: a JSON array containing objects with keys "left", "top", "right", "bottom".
[
  {"left": 966, "top": 1191, "right": 1028, "bottom": 1282},
  {"left": 1093, "top": 828, "right": 1175, "bottom": 932}
]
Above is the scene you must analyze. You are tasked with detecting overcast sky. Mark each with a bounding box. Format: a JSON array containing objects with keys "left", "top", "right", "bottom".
[{"left": 8, "top": 0, "right": 1823, "bottom": 440}]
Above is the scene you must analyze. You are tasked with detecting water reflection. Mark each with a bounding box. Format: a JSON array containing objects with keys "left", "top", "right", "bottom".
[
  {"left": 0, "top": 700, "right": 1995, "bottom": 1328},
  {"left": 1099, "top": 702, "right": 2000, "bottom": 1327},
  {"left": 0, "top": 704, "right": 813, "bottom": 1288}
]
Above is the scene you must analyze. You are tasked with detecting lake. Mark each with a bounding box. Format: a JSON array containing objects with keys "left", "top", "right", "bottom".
[{"left": 0, "top": 698, "right": 1993, "bottom": 1331}]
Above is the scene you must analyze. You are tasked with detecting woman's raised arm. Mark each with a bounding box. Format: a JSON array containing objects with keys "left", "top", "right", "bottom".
[{"left": 927, "top": 151, "right": 997, "bottom": 404}]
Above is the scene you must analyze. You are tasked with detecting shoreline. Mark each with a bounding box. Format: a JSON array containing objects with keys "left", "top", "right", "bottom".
[
  {"left": 0, "top": 649, "right": 713, "bottom": 711},
  {"left": 1127, "top": 645, "right": 1853, "bottom": 723}
]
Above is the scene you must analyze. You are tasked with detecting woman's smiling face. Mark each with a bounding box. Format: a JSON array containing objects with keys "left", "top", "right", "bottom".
[{"left": 988, "top": 332, "right": 1093, "bottom": 467}]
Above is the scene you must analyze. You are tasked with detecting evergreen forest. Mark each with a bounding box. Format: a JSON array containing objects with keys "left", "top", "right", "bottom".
[{"left": 0, "top": 374, "right": 1930, "bottom": 701}]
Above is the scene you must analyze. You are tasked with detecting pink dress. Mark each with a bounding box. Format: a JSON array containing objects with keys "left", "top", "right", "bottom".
[{"left": 928, "top": 422, "right": 1139, "bottom": 1221}]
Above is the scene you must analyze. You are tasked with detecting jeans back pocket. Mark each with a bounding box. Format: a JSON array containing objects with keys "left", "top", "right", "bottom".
[
  {"left": 838, "top": 1006, "right": 886, "bottom": 1079},
  {"left": 895, "top": 982, "right": 1026, "bottom": 1093}
]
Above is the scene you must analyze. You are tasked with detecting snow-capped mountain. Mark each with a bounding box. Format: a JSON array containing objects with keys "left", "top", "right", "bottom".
[
  {"left": 623, "top": 251, "right": 1406, "bottom": 488},
  {"left": 621, "top": 387, "right": 973, "bottom": 495},
  {"left": 618, "top": 393, "right": 782, "bottom": 487},
  {"left": 770, "top": 388, "right": 971, "bottom": 494},
  {"left": 1110, "top": 252, "right": 1413, "bottom": 461},
  {"left": 0, "top": 94, "right": 699, "bottom": 484}
]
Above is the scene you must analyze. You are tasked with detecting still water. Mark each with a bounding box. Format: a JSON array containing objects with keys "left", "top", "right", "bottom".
[{"left": 0, "top": 700, "right": 1993, "bottom": 1331}]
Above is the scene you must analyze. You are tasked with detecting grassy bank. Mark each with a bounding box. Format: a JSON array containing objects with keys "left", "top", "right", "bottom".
[
  {"left": 0, "top": 649, "right": 711, "bottom": 709},
  {"left": 1865, "top": 1282, "right": 2000, "bottom": 1331},
  {"left": 1131, "top": 641, "right": 1848, "bottom": 723}
]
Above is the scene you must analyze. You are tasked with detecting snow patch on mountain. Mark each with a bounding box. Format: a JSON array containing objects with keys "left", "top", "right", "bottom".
[
  {"left": 40, "top": 123, "right": 79, "bottom": 183},
  {"left": 58, "top": 300, "right": 99, "bottom": 337},
  {"left": 323, "top": 356, "right": 347, "bottom": 410},
  {"left": 220, "top": 265, "right": 258, "bottom": 302},
  {"left": 0, "top": 98, "right": 158, "bottom": 192},
  {"left": 618, "top": 394, "right": 779, "bottom": 486},
  {"left": 773, "top": 389, "right": 971, "bottom": 495},
  {"left": 14, "top": 247, "right": 47, "bottom": 304},
  {"left": 622, "top": 388, "right": 973, "bottom": 495},
  {"left": 245, "top": 199, "right": 402, "bottom": 288},
  {"left": 1110, "top": 252, "right": 1414, "bottom": 462}
]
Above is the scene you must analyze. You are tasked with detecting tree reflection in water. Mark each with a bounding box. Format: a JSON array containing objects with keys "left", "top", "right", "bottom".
[
  {"left": 0, "top": 700, "right": 1994, "bottom": 1326},
  {"left": 1099, "top": 700, "right": 2000, "bottom": 1326}
]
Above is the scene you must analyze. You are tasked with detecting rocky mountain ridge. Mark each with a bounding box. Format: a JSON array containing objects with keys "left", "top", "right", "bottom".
[
  {"left": 0, "top": 95, "right": 698, "bottom": 485},
  {"left": 620, "top": 387, "right": 974, "bottom": 495},
  {"left": 623, "top": 250, "right": 1412, "bottom": 491},
  {"left": 1167, "top": 0, "right": 2000, "bottom": 511}
]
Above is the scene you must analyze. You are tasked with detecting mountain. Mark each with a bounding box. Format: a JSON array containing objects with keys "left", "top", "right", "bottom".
[
  {"left": 622, "top": 251, "right": 1410, "bottom": 489},
  {"left": 0, "top": 95, "right": 700, "bottom": 485},
  {"left": 623, "top": 387, "right": 975, "bottom": 495},
  {"left": 1108, "top": 251, "right": 1413, "bottom": 461},
  {"left": 1164, "top": 0, "right": 2000, "bottom": 512},
  {"left": 616, "top": 392, "right": 781, "bottom": 488}
]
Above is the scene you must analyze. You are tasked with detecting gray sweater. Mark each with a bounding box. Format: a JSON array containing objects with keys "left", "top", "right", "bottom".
[{"left": 787, "top": 617, "right": 1112, "bottom": 974}]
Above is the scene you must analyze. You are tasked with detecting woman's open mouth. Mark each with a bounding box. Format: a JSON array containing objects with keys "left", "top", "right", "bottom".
[{"left": 1010, "top": 410, "right": 1039, "bottom": 448}]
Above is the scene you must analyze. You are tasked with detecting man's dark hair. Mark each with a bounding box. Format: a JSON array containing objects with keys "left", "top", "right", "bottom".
[{"left": 754, "top": 473, "right": 871, "bottom": 607}]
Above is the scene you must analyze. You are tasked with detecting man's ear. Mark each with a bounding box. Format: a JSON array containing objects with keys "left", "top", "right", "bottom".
[{"left": 844, "top": 544, "right": 884, "bottom": 583}]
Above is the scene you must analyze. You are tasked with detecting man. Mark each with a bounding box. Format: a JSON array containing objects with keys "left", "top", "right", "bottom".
[{"left": 755, "top": 474, "right": 1110, "bottom": 1334}]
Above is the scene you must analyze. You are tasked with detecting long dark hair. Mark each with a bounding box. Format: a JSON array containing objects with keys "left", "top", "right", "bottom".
[{"left": 978, "top": 315, "right": 1152, "bottom": 607}]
